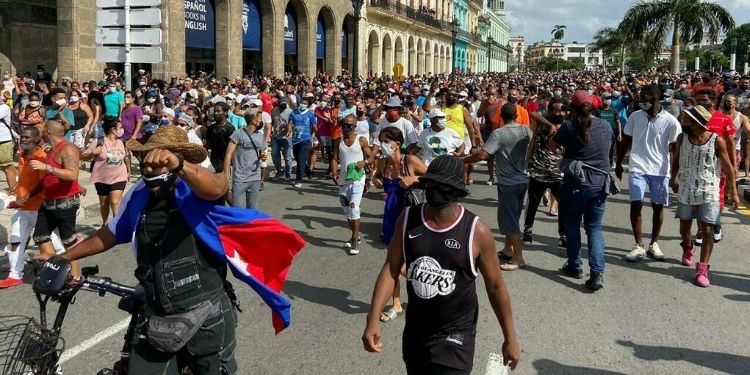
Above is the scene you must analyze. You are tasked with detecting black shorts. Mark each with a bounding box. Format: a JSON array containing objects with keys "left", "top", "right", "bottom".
[
  {"left": 94, "top": 181, "right": 127, "bottom": 196},
  {"left": 33, "top": 198, "right": 80, "bottom": 247}
]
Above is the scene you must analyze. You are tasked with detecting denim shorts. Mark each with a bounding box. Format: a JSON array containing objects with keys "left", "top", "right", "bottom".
[
  {"left": 339, "top": 182, "right": 365, "bottom": 220},
  {"left": 497, "top": 183, "right": 528, "bottom": 235},
  {"left": 675, "top": 201, "right": 720, "bottom": 225},
  {"left": 628, "top": 172, "right": 669, "bottom": 205}
]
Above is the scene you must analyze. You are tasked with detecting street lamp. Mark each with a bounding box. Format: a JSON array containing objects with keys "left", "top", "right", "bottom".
[
  {"left": 488, "top": 36, "right": 494, "bottom": 72},
  {"left": 351, "top": 0, "right": 364, "bottom": 89},
  {"left": 450, "top": 16, "right": 459, "bottom": 79}
]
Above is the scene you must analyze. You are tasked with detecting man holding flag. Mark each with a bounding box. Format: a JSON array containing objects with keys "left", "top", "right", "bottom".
[{"left": 36, "top": 126, "right": 305, "bottom": 374}]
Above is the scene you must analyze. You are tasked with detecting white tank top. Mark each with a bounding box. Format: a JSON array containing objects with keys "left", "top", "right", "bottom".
[
  {"left": 733, "top": 113, "right": 742, "bottom": 151},
  {"left": 339, "top": 135, "right": 365, "bottom": 184}
]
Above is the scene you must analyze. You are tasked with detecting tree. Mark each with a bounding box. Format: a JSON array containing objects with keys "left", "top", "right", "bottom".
[
  {"left": 682, "top": 49, "right": 730, "bottom": 71},
  {"left": 591, "top": 26, "right": 630, "bottom": 72},
  {"left": 551, "top": 25, "right": 566, "bottom": 42},
  {"left": 536, "top": 56, "right": 583, "bottom": 72},
  {"left": 722, "top": 23, "right": 750, "bottom": 70},
  {"left": 619, "top": 0, "right": 734, "bottom": 74}
]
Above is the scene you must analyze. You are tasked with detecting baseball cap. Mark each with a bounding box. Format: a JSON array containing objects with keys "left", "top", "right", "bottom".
[
  {"left": 161, "top": 107, "right": 175, "bottom": 118},
  {"left": 570, "top": 90, "right": 594, "bottom": 107},
  {"left": 384, "top": 96, "right": 402, "bottom": 108},
  {"left": 428, "top": 108, "right": 447, "bottom": 119}
]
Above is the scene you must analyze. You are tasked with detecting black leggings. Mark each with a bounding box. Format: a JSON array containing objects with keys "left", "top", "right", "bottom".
[{"left": 524, "top": 178, "right": 565, "bottom": 236}]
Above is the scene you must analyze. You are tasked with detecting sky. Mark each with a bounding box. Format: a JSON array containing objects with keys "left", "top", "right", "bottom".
[{"left": 505, "top": 0, "right": 750, "bottom": 46}]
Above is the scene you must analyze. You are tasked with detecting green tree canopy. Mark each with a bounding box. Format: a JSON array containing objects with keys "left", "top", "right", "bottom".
[{"left": 722, "top": 23, "right": 750, "bottom": 70}]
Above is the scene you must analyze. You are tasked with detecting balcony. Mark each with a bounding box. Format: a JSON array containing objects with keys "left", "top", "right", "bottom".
[{"left": 369, "top": 0, "right": 443, "bottom": 29}]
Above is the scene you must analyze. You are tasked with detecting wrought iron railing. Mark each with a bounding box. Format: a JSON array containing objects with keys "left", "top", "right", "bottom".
[{"left": 369, "top": 0, "right": 443, "bottom": 29}]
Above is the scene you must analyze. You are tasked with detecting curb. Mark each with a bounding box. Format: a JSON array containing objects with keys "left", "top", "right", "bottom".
[{"left": 738, "top": 181, "right": 750, "bottom": 204}]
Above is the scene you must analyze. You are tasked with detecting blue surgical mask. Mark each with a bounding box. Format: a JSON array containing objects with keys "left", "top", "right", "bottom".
[
  {"left": 298, "top": 104, "right": 308, "bottom": 112},
  {"left": 603, "top": 99, "right": 612, "bottom": 106},
  {"left": 160, "top": 118, "right": 170, "bottom": 126}
]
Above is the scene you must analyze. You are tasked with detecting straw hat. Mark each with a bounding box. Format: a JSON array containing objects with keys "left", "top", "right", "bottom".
[{"left": 126, "top": 125, "right": 207, "bottom": 164}]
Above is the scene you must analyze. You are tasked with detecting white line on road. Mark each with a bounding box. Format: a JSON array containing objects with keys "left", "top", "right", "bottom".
[{"left": 59, "top": 317, "right": 131, "bottom": 365}]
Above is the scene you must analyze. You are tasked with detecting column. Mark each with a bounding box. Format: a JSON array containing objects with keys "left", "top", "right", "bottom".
[
  {"left": 215, "top": 0, "right": 242, "bottom": 78},
  {"left": 57, "top": 0, "right": 105, "bottom": 82},
  {"left": 153, "top": 0, "right": 186, "bottom": 79}
]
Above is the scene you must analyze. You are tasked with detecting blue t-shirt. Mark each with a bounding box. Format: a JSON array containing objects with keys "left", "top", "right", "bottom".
[
  {"left": 289, "top": 109, "right": 316, "bottom": 145},
  {"left": 553, "top": 118, "right": 613, "bottom": 187},
  {"left": 45, "top": 107, "right": 76, "bottom": 125},
  {"left": 104, "top": 91, "right": 125, "bottom": 118},
  {"left": 228, "top": 112, "right": 247, "bottom": 129}
]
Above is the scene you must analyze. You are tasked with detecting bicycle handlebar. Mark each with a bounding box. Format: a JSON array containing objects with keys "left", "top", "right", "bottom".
[{"left": 79, "top": 276, "right": 135, "bottom": 298}]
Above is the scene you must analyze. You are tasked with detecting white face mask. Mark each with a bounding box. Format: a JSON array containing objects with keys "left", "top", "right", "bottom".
[
  {"left": 69, "top": 96, "right": 80, "bottom": 103},
  {"left": 148, "top": 98, "right": 156, "bottom": 104},
  {"left": 381, "top": 141, "right": 395, "bottom": 158},
  {"left": 435, "top": 118, "right": 447, "bottom": 129},
  {"left": 319, "top": 101, "right": 327, "bottom": 108},
  {"left": 639, "top": 102, "right": 653, "bottom": 111},
  {"left": 29, "top": 101, "right": 40, "bottom": 108},
  {"left": 55, "top": 99, "right": 67, "bottom": 107}
]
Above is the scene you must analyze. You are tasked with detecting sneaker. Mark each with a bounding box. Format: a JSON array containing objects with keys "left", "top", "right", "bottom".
[
  {"left": 348, "top": 238, "right": 361, "bottom": 255},
  {"left": 560, "top": 263, "right": 584, "bottom": 279},
  {"left": 522, "top": 229, "right": 533, "bottom": 246},
  {"left": 713, "top": 225, "right": 722, "bottom": 243},
  {"left": 681, "top": 241, "right": 695, "bottom": 266},
  {"left": 585, "top": 273, "right": 604, "bottom": 291},
  {"left": 293, "top": 182, "right": 302, "bottom": 189},
  {"left": 694, "top": 231, "right": 703, "bottom": 246},
  {"left": 558, "top": 236, "right": 567, "bottom": 249},
  {"left": 647, "top": 242, "right": 665, "bottom": 261},
  {"left": 486, "top": 178, "right": 495, "bottom": 186},
  {"left": 695, "top": 262, "right": 710, "bottom": 287},
  {"left": 625, "top": 244, "right": 646, "bottom": 262},
  {"left": 0, "top": 277, "right": 23, "bottom": 289},
  {"left": 344, "top": 238, "right": 353, "bottom": 248},
  {"left": 259, "top": 182, "right": 265, "bottom": 192}
]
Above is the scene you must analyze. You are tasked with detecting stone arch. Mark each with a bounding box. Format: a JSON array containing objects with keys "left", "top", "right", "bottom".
[
  {"left": 382, "top": 32, "right": 394, "bottom": 76},
  {"left": 367, "top": 28, "right": 381, "bottom": 75},
  {"left": 407, "top": 35, "right": 416, "bottom": 76},
  {"left": 316, "top": 5, "right": 337, "bottom": 74},
  {"left": 341, "top": 13, "right": 356, "bottom": 72},
  {"left": 416, "top": 38, "right": 423, "bottom": 75},
  {"left": 433, "top": 43, "right": 439, "bottom": 75},
  {"left": 424, "top": 40, "right": 432, "bottom": 74}
]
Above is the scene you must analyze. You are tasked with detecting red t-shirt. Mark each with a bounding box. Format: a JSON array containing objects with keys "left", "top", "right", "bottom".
[
  {"left": 707, "top": 111, "right": 737, "bottom": 139},
  {"left": 259, "top": 92, "right": 274, "bottom": 114}
]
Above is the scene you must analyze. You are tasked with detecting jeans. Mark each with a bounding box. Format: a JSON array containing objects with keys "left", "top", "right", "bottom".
[
  {"left": 231, "top": 180, "right": 261, "bottom": 209},
  {"left": 292, "top": 141, "right": 311, "bottom": 183},
  {"left": 272, "top": 138, "right": 292, "bottom": 177},
  {"left": 524, "top": 178, "right": 565, "bottom": 236},
  {"left": 562, "top": 184, "right": 607, "bottom": 274}
]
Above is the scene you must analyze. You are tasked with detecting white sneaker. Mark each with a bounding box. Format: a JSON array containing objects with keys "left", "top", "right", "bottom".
[
  {"left": 713, "top": 227, "right": 723, "bottom": 242},
  {"left": 625, "top": 244, "right": 646, "bottom": 262},
  {"left": 647, "top": 242, "right": 665, "bottom": 261},
  {"left": 293, "top": 182, "right": 302, "bottom": 188}
]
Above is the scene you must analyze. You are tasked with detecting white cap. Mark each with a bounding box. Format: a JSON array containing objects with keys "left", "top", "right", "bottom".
[
  {"left": 210, "top": 95, "right": 226, "bottom": 104},
  {"left": 250, "top": 99, "right": 263, "bottom": 107},
  {"left": 422, "top": 84, "right": 430, "bottom": 90},
  {"left": 428, "top": 108, "right": 447, "bottom": 119},
  {"left": 458, "top": 90, "right": 468, "bottom": 97},
  {"left": 161, "top": 107, "right": 175, "bottom": 118},
  {"left": 226, "top": 93, "right": 236, "bottom": 100},
  {"left": 384, "top": 96, "right": 402, "bottom": 108}
]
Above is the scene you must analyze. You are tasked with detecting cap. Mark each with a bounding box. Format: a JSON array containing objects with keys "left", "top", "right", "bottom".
[
  {"left": 418, "top": 155, "right": 469, "bottom": 197},
  {"left": 161, "top": 107, "right": 175, "bottom": 118},
  {"left": 250, "top": 99, "right": 263, "bottom": 107},
  {"left": 458, "top": 91, "right": 468, "bottom": 97},
  {"left": 384, "top": 96, "right": 402, "bottom": 108},
  {"left": 98, "top": 80, "right": 109, "bottom": 87},
  {"left": 571, "top": 90, "right": 594, "bottom": 107},
  {"left": 244, "top": 108, "right": 261, "bottom": 118},
  {"left": 428, "top": 108, "right": 447, "bottom": 119},
  {"left": 663, "top": 89, "right": 674, "bottom": 98}
]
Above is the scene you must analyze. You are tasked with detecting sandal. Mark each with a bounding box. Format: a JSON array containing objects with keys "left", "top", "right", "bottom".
[
  {"left": 500, "top": 262, "right": 527, "bottom": 271},
  {"left": 379, "top": 307, "right": 402, "bottom": 322}
]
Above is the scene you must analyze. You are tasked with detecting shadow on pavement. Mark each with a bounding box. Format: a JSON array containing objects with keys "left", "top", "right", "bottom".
[
  {"left": 617, "top": 340, "right": 750, "bottom": 375},
  {"left": 532, "top": 359, "right": 627, "bottom": 375},
  {"left": 283, "top": 280, "right": 369, "bottom": 314}
]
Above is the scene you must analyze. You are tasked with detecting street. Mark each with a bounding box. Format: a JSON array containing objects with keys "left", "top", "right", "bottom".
[{"left": 2, "top": 165, "right": 750, "bottom": 374}]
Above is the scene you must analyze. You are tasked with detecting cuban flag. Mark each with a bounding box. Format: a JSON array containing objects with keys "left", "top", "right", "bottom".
[{"left": 110, "top": 180, "right": 306, "bottom": 334}]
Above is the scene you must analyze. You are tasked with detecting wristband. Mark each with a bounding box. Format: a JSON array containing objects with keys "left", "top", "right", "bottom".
[{"left": 170, "top": 153, "right": 185, "bottom": 175}]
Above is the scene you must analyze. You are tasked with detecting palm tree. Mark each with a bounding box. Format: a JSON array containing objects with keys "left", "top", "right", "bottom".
[
  {"left": 551, "top": 25, "right": 566, "bottom": 42},
  {"left": 619, "top": 0, "right": 734, "bottom": 73}
]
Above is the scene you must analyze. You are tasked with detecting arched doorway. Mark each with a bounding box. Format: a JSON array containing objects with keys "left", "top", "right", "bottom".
[
  {"left": 424, "top": 40, "right": 432, "bottom": 74},
  {"left": 407, "top": 36, "right": 415, "bottom": 75},
  {"left": 433, "top": 44, "right": 439, "bottom": 74},
  {"left": 242, "top": 0, "right": 263, "bottom": 75},
  {"left": 184, "top": 0, "right": 216, "bottom": 74},
  {"left": 367, "top": 30, "right": 380, "bottom": 76},
  {"left": 382, "top": 33, "right": 393, "bottom": 77},
  {"left": 416, "top": 38, "right": 423, "bottom": 75},
  {"left": 285, "top": 0, "right": 310, "bottom": 74},
  {"left": 395, "top": 36, "right": 404, "bottom": 68},
  {"left": 342, "top": 14, "right": 356, "bottom": 72}
]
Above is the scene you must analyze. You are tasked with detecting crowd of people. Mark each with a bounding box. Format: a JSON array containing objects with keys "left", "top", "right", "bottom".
[{"left": 1, "top": 64, "right": 749, "bottom": 373}]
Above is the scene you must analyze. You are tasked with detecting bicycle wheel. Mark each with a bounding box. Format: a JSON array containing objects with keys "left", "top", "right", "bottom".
[{"left": 0, "top": 315, "right": 64, "bottom": 375}]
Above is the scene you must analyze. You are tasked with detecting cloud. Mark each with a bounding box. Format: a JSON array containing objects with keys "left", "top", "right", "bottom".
[{"left": 506, "top": 0, "right": 750, "bottom": 45}]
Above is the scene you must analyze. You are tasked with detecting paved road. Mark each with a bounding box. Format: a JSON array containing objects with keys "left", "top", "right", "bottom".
[{"left": 2, "top": 164, "right": 750, "bottom": 374}]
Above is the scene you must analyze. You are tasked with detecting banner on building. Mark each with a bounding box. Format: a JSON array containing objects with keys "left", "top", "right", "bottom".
[
  {"left": 242, "top": 0, "right": 261, "bottom": 51},
  {"left": 185, "top": 0, "right": 215, "bottom": 49},
  {"left": 284, "top": 10, "right": 297, "bottom": 55},
  {"left": 316, "top": 19, "right": 326, "bottom": 59}
]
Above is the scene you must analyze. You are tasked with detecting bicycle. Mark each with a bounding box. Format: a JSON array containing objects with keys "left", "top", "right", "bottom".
[{"left": 0, "top": 258, "right": 192, "bottom": 375}]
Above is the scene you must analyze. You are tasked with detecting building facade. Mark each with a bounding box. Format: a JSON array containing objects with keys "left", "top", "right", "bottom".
[
  {"left": 0, "top": 0, "right": 364, "bottom": 82},
  {"left": 525, "top": 40, "right": 604, "bottom": 70},
  {"left": 484, "top": 0, "right": 510, "bottom": 73},
  {"left": 365, "top": 0, "right": 454, "bottom": 76},
  {"left": 508, "top": 36, "right": 524, "bottom": 72}
]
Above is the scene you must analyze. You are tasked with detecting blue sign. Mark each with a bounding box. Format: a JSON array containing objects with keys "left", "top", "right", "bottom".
[
  {"left": 284, "top": 10, "right": 297, "bottom": 55},
  {"left": 185, "top": 0, "right": 215, "bottom": 49},
  {"left": 242, "top": 0, "right": 261, "bottom": 51},
  {"left": 316, "top": 19, "right": 326, "bottom": 59}
]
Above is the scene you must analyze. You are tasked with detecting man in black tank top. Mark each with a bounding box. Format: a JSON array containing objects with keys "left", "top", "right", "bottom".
[{"left": 363, "top": 156, "right": 520, "bottom": 374}]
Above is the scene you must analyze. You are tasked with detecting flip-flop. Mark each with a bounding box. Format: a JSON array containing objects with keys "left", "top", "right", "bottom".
[
  {"left": 380, "top": 307, "right": 402, "bottom": 322},
  {"left": 500, "top": 262, "right": 527, "bottom": 271}
]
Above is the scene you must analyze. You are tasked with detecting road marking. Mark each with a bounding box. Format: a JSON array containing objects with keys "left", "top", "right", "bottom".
[{"left": 59, "top": 317, "right": 131, "bottom": 365}]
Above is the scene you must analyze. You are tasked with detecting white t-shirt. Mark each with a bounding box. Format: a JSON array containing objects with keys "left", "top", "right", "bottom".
[
  {"left": 0, "top": 103, "right": 12, "bottom": 142},
  {"left": 373, "top": 117, "right": 418, "bottom": 146},
  {"left": 418, "top": 127, "right": 463, "bottom": 165},
  {"left": 2, "top": 79, "right": 14, "bottom": 95},
  {"left": 624, "top": 109, "right": 681, "bottom": 176}
]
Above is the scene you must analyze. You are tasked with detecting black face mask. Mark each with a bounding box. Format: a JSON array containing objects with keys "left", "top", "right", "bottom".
[
  {"left": 425, "top": 187, "right": 455, "bottom": 208},
  {"left": 279, "top": 103, "right": 288, "bottom": 110},
  {"left": 550, "top": 115, "right": 566, "bottom": 124},
  {"left": 445, "top": 97, "right": 457, "bottom": 106},
  {"left": 721, "top": 102, "right": 733, "bottom": 111},
  {"left": 356, "top": 110, "right": 365, "bottom": 117},
  {"left": 142, "top": 171, "right": 178, "bottom": 195},
  {"left": 508, "top": 96, "right": 519, "bottom": 104}
]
